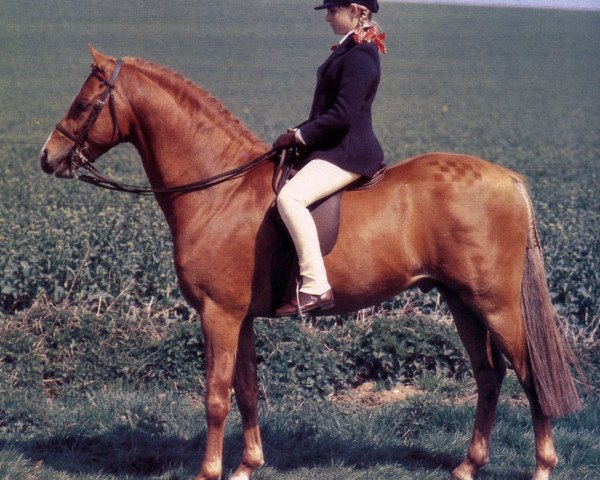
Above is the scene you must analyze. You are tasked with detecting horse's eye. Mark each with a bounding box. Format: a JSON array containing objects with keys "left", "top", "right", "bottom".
[{"left": 76, "top": 100, "right": 91, "bottom": 111}]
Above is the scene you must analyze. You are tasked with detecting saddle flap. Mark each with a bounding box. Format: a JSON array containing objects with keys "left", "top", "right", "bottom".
[{"left": 310, "top": 191, "right": 342, "bottom": 257}]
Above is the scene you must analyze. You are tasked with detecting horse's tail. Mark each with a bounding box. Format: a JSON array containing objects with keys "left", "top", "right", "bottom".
[{"left": 517, "top": 182, "right": 583, "bottom": 418}]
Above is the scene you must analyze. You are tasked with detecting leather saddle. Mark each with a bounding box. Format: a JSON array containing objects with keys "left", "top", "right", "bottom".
[{"left": 269, "top": 156, "right": 386, "bottom": 310}]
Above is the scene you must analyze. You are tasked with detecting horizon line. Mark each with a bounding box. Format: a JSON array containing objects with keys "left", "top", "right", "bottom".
[{"left": 382, "top": 0, "right": 600, "bottom": 11}]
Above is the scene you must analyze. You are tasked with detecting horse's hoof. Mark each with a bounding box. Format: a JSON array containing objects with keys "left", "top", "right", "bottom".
[
  {"left": 531, "top": 469, "right": 552, "bottom": 480},
  {"left": 230, "top": 461, "right": 261, "bottom": 480},
  {"left": 451, "top": 465, "right": 475, "bottom": 480},
  {"left": 230, "top": 474, "right": 251, "bottom": 480},
  {"left": 451, "top": 474, "right": 474, "bottom": 480}
]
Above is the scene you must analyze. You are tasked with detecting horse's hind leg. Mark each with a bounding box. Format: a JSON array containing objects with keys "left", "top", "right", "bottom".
[
  {"left": 482, "top": 307, "right": 557, "bottom": 480},
  {"left": 527, "top": 397, "right": 557, "bottom": 480},
  {"left": 231, "top": 317, "right": 264, "bottom": 480},
  {"left": 441, "top": 288, "right": 506, "bottom": 480}
]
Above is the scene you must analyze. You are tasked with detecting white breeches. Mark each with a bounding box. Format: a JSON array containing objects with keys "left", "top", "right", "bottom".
[{"left": 276, "top": 159, "right": 360, "bottom": 295}]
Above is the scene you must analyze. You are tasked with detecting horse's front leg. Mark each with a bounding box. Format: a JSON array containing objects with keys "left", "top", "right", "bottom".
[
  {"left": 230, "top": 317, "right": 264, "bottom": 480},
  {"left": 195, "top": 301, "right": 244, "bottom": 480}
]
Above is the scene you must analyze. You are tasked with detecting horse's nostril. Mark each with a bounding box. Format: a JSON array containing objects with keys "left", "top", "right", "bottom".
[{"left": 40, "top": 148, "right": 53, "bottom": 174}]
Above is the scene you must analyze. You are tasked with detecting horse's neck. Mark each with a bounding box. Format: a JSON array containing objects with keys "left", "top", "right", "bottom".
[
  {"left": 122, "top": 61, "right": 273, "bottom": 232},
  {"left": 124, "top": 61, "right": 269, "bottom": 189}
]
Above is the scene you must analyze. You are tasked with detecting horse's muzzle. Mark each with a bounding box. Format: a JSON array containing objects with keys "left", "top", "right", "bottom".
[{"left": 39, "top": 147, "right": 73, "bottom": 178}]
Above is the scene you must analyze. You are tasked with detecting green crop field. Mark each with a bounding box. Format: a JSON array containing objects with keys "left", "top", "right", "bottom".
[{"left": 1, "top": 1, "right": 599, "bottom": 479}]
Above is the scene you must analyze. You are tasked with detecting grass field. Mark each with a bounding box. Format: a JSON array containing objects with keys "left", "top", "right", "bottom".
[
  {"left": 1, "top": 1, "right": 599, "bottom": 479},
  {"left": 1, "top": 383, "right": 599, "bottom": 480}
]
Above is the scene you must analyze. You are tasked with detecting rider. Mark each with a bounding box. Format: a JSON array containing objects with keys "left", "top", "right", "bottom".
[{"left": 274, "top": 0, "right": 386, "bottom": 317}]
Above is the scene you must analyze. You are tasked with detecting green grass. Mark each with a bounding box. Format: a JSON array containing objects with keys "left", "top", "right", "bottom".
[
  {"left": 0, "top": 385, "right": 598, "bottom": 479},
  {"left": 1, "top": 1, "right": 599, "bottom": 479}
]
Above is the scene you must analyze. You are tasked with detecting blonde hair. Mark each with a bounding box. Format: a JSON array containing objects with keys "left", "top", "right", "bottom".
[
  {"left": 337, "top": 3, "right": 379, "bottom": 30},
  {"left": 353, "top": 4, "right": 378, "bottom": 29}
]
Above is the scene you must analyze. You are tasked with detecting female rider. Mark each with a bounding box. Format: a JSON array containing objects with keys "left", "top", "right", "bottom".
[{"left": 274, "top": 0, "right": 386, "bottom": 317}]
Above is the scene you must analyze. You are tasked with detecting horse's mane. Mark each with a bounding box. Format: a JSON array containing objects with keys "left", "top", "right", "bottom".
[{"left": 125, "top": 56, "right": 267, "bottom": 149}]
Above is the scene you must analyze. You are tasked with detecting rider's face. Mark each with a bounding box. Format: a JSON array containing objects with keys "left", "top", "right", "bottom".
[{"left": 325, "top": 5, "right": 359, "bottom": 35}]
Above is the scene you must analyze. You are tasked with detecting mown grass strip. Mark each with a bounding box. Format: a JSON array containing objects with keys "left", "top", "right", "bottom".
[{"left": 0, "top": 386, "right": 598, "bottom": 479}]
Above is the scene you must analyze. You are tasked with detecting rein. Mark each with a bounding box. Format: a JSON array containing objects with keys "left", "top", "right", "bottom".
[
  {"left": 77, "top": 150, "right": 279, "bottom": 195},
  {"left": 54, "top": 58, "right": 280, "bottom": 195}
]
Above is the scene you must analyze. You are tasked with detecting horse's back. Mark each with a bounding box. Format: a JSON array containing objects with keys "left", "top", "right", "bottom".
[
  {"left": 333, "top": 152, "right": 530, "bottom": 307},
  {"left": 349, "top": 152, "right": 528, "bottom": 223},
  {"left": 377, "top": 152, "right": 528, "bottom": 219},
  {"left": 388, "top": 152, "right": 525, "bottom": 187}
]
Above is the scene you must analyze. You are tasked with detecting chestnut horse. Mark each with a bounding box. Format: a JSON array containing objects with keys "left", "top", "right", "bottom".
[{"left": 40, "top": 46, "right": 581, "bottom": 480}]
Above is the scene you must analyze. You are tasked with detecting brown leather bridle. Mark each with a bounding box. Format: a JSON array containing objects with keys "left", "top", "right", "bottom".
[
  {"left": 54, "top": 59, "right": 124, "bottom": 172},
  {"left": 52, "top": 58, "right": 279, "bottom": 195}
]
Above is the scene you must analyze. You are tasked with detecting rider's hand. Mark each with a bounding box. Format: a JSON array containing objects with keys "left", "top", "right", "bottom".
[{"left": 273, "top": 131, "right": 299, "bottom": 151}]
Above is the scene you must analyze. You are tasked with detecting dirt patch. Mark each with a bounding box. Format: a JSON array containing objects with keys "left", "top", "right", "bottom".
[
  {"left": 328, "top": 375, "right": 529, "bottom": 410},
  {"left": 328, "top": 382, "right": 426, "bottom": 408}
]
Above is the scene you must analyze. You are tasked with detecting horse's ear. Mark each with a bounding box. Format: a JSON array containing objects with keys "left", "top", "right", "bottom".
[{"left": 88, "top": 43, "right": 113, "bottom": 71}]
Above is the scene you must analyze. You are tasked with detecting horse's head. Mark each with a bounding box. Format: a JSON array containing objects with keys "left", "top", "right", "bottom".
[{"left": 40, "top": 44, "right": 127, "bottom": 178}]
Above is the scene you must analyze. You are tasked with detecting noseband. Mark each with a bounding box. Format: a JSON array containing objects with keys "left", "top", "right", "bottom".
[{"left": 54, "top": 59, "right": 124, "bottom": 170}]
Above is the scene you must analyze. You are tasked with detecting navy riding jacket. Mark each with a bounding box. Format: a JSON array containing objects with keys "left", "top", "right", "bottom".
[{"left": 298, "top": 35, "right": 384, "bottom": 178}]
